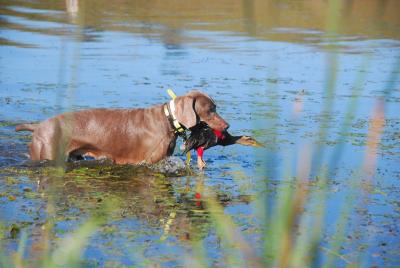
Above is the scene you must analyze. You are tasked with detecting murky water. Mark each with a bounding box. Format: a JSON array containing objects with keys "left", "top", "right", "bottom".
[{"left": 1, "top": 0, "right": 400, "bottom": 267}]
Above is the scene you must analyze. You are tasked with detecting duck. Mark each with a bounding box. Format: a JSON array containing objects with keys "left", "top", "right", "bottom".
[{"left": 184, "top": 122, "right": 263, "bottom": 169}]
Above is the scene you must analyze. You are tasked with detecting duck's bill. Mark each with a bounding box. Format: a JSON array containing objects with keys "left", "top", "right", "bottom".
[{"left": 236, "top": 136, "right": 264, "bottom": 147}]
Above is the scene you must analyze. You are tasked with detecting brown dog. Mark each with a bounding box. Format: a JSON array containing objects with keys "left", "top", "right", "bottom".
[{"left": 15, "top": 91, "right": 229, "bottom": 165}]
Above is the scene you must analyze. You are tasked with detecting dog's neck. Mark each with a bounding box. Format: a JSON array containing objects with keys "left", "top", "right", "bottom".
[
  {"left": 163, "top": 100, "right": 186, "bottom": 134},
  {"left": 158, "top": 104, "right": 180, "bottom": 156}
]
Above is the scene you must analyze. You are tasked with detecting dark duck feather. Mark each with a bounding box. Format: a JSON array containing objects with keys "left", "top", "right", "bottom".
[
  {"left": 184, "top": 122, "right": 221, "bottom": 153},
  {"left": 184, "top": 122, "right": 263, "bottom": 169}
]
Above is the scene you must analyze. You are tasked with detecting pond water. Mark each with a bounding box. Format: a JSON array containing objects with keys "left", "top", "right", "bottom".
[{"left": 0, "top": 0, "right": 400, "bottom": 267}]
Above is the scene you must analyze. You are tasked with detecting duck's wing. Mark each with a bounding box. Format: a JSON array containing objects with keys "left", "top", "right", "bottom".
[
  {"left": 184, "top": 137, "right": 201, "bottom": 153},
  {"left": 184, "top": 127, "right": 216, "bottom": 153}
]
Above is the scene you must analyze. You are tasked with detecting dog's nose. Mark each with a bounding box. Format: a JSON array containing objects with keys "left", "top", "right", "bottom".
[{"left": 223, "top": 122, "right": 230, "bottom": 130}]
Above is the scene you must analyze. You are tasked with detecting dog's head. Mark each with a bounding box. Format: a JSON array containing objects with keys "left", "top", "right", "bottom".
[{"left": 174, "top": 90, "right": 229, "bottom": 132}]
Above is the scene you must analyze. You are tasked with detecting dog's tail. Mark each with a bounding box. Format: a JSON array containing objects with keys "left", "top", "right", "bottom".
[{"left": 15, "top": 123, "right": 38, "bottom": 132}]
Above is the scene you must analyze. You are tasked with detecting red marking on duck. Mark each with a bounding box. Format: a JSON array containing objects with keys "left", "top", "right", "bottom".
[
  {"left": 213, "top": 129, "right": 225, "bottom": 140},
  {"left": 196, "top": 147, "right": 204, "bottom": 158}
]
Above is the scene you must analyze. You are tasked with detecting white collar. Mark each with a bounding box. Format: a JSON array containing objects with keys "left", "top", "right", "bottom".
[{"left": 164, "top": 99, "right": 185, "bottom": 133}]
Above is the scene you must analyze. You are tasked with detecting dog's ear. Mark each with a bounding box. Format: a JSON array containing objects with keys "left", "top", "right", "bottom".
[{"left": 174, "top": 96, "right": 197, "bottom": 129}]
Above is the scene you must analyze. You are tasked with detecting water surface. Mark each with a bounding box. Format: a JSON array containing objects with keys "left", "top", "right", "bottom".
[{"left": 1, "top": 0, "right": 400, "bottom": 267}]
